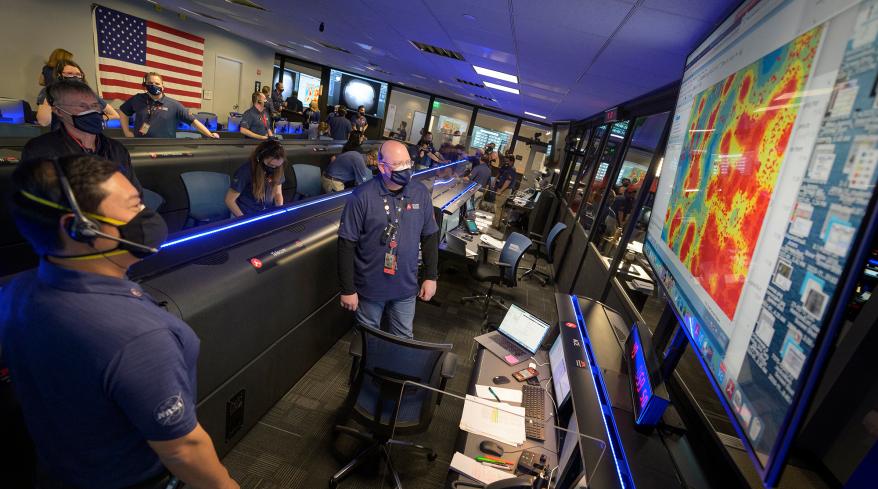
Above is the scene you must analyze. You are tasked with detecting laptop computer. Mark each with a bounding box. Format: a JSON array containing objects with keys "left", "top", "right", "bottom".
[{"left": 475, "top": 305, "right": 551, "bottom": 365}]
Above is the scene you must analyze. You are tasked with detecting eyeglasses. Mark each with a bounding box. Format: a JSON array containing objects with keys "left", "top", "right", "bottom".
[
  {"left": 380, "top": 158, "right": 413, "bottom": 171},
  {"left": 56, "top": 103, "right": 102, "bottom": 114}
]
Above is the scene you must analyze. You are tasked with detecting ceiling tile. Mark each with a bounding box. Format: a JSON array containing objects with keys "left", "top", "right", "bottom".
[
  {"left": 615, "top": 6, "right": 712, "bottom": 55},
  {"left": 512, "top": 0, "right": 633, "bottom": 38}
]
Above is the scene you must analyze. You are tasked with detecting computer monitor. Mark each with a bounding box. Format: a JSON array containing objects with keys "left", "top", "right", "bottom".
[
  {"left": 326, "top": 68, "right": 388, "bottom": 119},
  {"left": 549, "top": 334, "right": 571, "bottom": 406},
  {"left": 644, "top": 1, "right": 878, "bottom": 484},
  {"left": 497, "top": 305, "right": 550, "bottom": 354},
  {"left": 0, "top": 98, "right": 26, "bottom": 124}
]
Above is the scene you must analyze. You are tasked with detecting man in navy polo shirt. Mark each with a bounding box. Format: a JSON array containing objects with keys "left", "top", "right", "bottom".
[
  {"left": 337, "top": 140, "right": 439, "bottom": 338},
  {"left": 0, "top": 155, "right": 237, "bottom": 489},
  {"left": 239, "top": 91, "right": 274, "bottom": 140},
  {"left": 119, "top": 72, "right": 219, "bottom": 139}
]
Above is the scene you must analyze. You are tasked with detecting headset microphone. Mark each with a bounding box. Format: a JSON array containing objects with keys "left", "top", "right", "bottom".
[{"left": 81, "top": 226, "right": 159, "bottom": 254}]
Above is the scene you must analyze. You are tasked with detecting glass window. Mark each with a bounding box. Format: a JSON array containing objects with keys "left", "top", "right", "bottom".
[
  {"left": 382, "top": 87, "right": 429, "bottom": 144},
  {"left": 566, "top": 125, "right": 606, "bottom": 214},
  {"left": 512, "top": 121, "right": 552, "bottom": 180},
  {"left": 560, "top": 127, "right": 589, "bottom": 199},
  {"left": 471, "top": 110, "right": 517, "bottom": 157},
  {"left": 598, "top": 112, "right": 670, "bottom": 315},
  {"left": 429, "top": 98, "right": 473, "bottom": 150},
  {"left": 583, "top": 120, "right": 629, "bottom": 233},
  {"left": 552, "top": 124, "right": 569, "bottom": 168}
]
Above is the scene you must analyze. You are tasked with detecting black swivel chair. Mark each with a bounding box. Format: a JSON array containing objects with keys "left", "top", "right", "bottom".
[
  {"left": 461, "top": 232, "right": 533, "bottom": 322},
  {"left": 520, "top": 222, "right": 568, "bottom": 285},
  {"left": 330, "top": 325, "right": 457, "bottom": 489}
]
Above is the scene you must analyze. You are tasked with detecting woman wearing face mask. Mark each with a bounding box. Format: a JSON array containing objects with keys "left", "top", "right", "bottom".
[
  {"left": 36, "top": 60, "right": 119, "bottom": 127},
  {"left": 225, "top": 139, "right": 288, "bottom": 217}
]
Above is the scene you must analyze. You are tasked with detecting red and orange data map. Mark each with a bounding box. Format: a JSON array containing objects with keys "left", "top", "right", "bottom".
[{"left": 662, "top": 27, "right": 822, "bottom": 320}]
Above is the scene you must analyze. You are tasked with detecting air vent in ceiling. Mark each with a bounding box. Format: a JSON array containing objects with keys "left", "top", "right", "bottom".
[
  {"left": 315, "top": 40, "right": 351, "bottom": 54},
  {"left": 227, "top": 0, "right": 266, "bottom": 10},
  {"left": 457, "top": 78, "right": 484, "bottom": 88},
  {"left": 409, "top": 41, "right": 465, "bottom": 61},
  {"left": 473, "top": 94, "right": 496, "bottom": 102}
]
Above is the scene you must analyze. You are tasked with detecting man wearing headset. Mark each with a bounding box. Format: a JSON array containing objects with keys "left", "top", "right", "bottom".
[
  {"left": 22, "top": 79, "right": 142, "bottom": 194},
  {"left": 119, "top": 72, "right": 219, "bottom": 139},
  {"left": 0, "top": 155, "right": 238, "bottom": 489}
]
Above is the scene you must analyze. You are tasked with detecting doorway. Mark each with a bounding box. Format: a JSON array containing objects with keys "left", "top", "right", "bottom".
[{"left": 214, "top": 56, "right": 243, "bottom": 126}]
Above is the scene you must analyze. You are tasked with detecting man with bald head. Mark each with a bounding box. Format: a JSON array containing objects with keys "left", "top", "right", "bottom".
[{"left": 337, "top": 140, "right": 439, "bottom": 338}]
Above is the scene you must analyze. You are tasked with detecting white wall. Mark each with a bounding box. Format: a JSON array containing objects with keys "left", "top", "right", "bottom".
[{"left": 0, "top": 0, "right": 275, "bottom": 115}]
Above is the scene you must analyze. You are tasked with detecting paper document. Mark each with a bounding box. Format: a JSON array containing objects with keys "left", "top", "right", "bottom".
[
  {"left": 479, "top": 235, "right": 505, "bottom": 249},
  {"left": 450, "top": 452, "right": 516, "bottom": 485},
  {"left": 459, "top": 394, "right": 525, "bottom": 446},
  {"left": 475, "top": 385, "right": 523, "bottom": 404}
]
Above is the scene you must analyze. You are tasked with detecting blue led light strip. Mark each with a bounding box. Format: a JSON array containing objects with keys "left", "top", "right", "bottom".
[
  {"left": 160, "top": 159, "right": 469, "bottom": 250},
  {"left": 434, "top": 177, "right": 456, "bottom": 185},
  {"left": 570, "top": 295, "right": 635, "bottom": 489},
  {"left": 440, "top": 182, "right": 479, "bottom": 212}
]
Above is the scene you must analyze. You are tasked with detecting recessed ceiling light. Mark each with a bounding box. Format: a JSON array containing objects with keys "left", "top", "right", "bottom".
[
  {"left": 525, "top": 111, "right": 546, "bottom": 119},
  {"left": 473, "top": 65, "right": 518, "bottom": 84},
  {"left": 484, "top": 81, "right": 519, "bottom": 94},
  {"left": 463, "top": 13, "right": 476, "bottom": 21}
]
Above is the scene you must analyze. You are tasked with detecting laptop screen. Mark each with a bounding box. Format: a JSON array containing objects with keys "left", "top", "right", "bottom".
[
  {"left": 498, "top": 305, "right": 550, "bottom": 353},
  {"left": 549, "top": 335, "right": 571, "bottom": 404}
]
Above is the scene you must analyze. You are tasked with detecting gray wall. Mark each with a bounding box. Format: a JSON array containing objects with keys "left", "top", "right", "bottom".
[{"left": 1, "top": 0, "right": 275, "bottom": 115}]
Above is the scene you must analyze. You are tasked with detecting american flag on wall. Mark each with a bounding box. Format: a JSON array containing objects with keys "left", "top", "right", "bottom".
[{"left": 93, "top": 5, "right": 204, "bottom": 108}]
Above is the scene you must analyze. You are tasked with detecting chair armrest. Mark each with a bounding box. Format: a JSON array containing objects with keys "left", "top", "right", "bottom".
[
  {"left": 348, "top": 332, "right": 363, "bottom": 385},
  {"left": 437, "top": 352, "right": 459, "bottom": 405}
]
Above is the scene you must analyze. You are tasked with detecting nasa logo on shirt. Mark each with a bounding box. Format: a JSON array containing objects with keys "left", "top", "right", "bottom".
[{"left": 154, "top": 394, "right": 185, "bottom": 426}]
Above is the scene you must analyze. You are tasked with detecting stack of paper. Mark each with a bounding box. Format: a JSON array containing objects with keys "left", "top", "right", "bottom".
[
  {"left": 459, "top": 394, "right": 525, "bottom": 446},
  {"left": 479, "top": 234, "right": 505, "bottom": 250},
  {"left": 475, "top": 384, "right": 523, "bottom": 404},
  {"left": 450, "top": 452, "right": 516, "bottom": 485}
]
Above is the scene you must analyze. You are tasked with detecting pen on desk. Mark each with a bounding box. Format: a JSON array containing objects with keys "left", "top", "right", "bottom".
[
  {"left": 476, "top": 456, "right": 513, "bottom": 466},
  {"left": 481, "top": 455, "right": 515, "bottom": 465},
  {"left": 481, "top": 461, "right": 512, "bottom": 471},
  {"left": 487, "top": 387, "right": 502, "bottom": 402}
]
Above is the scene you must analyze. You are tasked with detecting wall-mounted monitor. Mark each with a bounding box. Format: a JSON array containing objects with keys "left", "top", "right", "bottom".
[
  {"left": 645, "top": 0, "right": 878, "bottom": 485},
  {"left": 327, "top": 69, "right": 388, "bottom": 119}
]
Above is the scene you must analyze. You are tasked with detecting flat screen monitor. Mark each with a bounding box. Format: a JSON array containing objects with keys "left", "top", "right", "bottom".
[
  {"left": 497, "top": 305, "right": 550, "bottom": 354},
  {"left": 644, "top": 0, "right": 878, "bottom": 484},
  {"left": 327, "top": 68, "right": 388, "bottom": 119},
  {"left": 549, "top": 334, "right": 571, "bottom": 405}
]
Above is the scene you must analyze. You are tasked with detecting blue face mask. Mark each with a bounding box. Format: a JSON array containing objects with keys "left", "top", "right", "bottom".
[
  {"left": 145, "top": 84, "right": 163, "bottom": 96},
  {"left": 58, "top": 108, "right": 104, "bottom": 135},
  {"left": 389, "top": 168, "right": 413, "bottom": 187}
]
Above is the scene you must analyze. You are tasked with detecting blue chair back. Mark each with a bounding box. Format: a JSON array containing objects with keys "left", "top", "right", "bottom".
[
  {"left": 293, "top": 164, "right": 322, "bottom": 198},
  {"left": 142, "top": 187, "right": 165, "bottom": 211},
  {"left": 351, "top": 325, "right": 452, "bottom": 433},
  {"left": 546, "top": 222, "right": 567, "bottom": 263},
  {"left": 499, "top": 232, "right": 532, "bottom": 286},
  {"left": 180, "top": 171, "right": 230, "bottom": 225}
]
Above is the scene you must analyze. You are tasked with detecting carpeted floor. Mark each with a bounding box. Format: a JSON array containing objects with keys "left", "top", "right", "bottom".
[{"left": 221, "top": 248, "right": 559, "bottom": 489}]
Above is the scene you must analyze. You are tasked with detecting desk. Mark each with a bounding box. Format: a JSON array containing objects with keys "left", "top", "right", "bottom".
[
  {"left": 599, "top": 256, "right": 652, "bottom": 283},
  {"left": 447, "top": 345, "right": 559, "bottom": 487}
]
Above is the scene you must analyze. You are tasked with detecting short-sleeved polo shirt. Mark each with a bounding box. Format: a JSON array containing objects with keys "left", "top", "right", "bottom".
[
  {"left": 0, "top": 261, "right": 200, "bottom": 489},
  {"left": 119, "top": 93, "right": 195, "bottom": 138},
  {"left": 338, "top": 178, "right": 438, "bottom": 301},
  {"left": 240, "top": 106, "right": 271, "bottom": 138},
  {"left": 230, "top": 162, "right": 286, "bottom": 215}
]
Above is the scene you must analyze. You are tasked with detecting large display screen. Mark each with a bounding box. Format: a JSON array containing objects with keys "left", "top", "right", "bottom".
[
  {"left": 645, "top": 0, "right": 878, "bottom": 483},
  {"left": 327, "top": 68, "right": 388, "bottom": 119}
]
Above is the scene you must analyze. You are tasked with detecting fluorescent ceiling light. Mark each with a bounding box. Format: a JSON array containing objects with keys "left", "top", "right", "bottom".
[
  {"left": 412, "top": 73, "right": 427, "bottom": 79},
  {"left": 483, "top": 81, "right": 519, "bottom": 94},
  {"left": 473, "top": 65, "right": 518, "bottom": 84},
  {"left": 525, "top": 111, "right": 546, "bottom": 119}
]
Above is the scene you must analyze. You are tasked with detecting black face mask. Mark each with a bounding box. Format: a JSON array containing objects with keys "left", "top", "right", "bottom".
[
  {"left": 145, "top": 84, "right": 163, "bottom": 96},
  {"left": 116, "top": 207, "right": 168, "bottom": 258},
  {"left": 389, "top": 168, "right": 413, "bottom": 187},
  {"left": 69, "top": 110, "right": 104, "bottom": 135}
]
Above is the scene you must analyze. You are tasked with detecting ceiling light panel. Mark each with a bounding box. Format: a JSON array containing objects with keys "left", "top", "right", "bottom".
[
  {"left": 473, "top": 65, "right": 518, "bottom": 84},
  {"left": 483, "top": 81, "right": 520, "bottom": 94}
]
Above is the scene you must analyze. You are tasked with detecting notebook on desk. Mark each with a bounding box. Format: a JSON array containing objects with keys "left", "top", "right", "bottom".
[{"left": 475, "top": 305, "right": 551, "bottom": 365}]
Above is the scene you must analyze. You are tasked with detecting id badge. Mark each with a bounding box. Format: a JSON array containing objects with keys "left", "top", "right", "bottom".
[
  {"left": 383, "top": 252, "right": 396, "bottom": 275},
  {"left": 139, "top": 122, "right": 151, "bottom": 135}
]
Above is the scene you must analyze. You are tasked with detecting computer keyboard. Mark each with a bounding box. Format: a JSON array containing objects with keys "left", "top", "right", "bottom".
[
  {"left": 494, "top": 335, "right": 527, "bottom": 357},
  {"left": 523, "top": 384, "right": 545, "bottom": 441}
]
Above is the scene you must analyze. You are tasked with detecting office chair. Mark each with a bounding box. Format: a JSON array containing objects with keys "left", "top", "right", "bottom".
[
  {"left": 141, "top": 187, "right": 165, "bottom": 212},
  {"left": 180, "top": 171, "right": 231, "bottom": 227},
  {"left": 520, "top": 222, "right": 567, "bottom": 286},
  {"left": 292, "top": 164, "right": 322, "bottom": 198},
  {"left": 461, "top": 232, "right": 533, "bottom": 322},
  {"left": 331, "top": 324, "right": 457, "bottom": 489}
]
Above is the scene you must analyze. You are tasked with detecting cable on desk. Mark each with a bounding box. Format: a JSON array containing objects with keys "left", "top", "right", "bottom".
[{"left": 530, "top": 355, "right": 550, "bottom": 367}]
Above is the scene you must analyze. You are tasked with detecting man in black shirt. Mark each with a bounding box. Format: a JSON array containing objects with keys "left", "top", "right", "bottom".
[{"left": 21, "top": 80, "right": 142, "bottom": 193}]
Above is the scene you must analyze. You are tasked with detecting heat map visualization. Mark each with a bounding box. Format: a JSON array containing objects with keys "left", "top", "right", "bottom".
[{"left": 662, "top": 27, "right": 822, "bottom": 320}]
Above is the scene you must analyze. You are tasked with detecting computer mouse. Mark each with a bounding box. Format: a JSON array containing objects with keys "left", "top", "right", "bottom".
[
  {"left": 492, "top": 375, "right": 510, "bottom": 385},
  {"left": 480, "top": 440, "right": 504, "bottom": 457}
]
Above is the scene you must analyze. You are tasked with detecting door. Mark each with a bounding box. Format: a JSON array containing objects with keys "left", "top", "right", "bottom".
[
  {"left": 214, "top": 56, "right": 242, "bottom": 126},
  {"left": 410, "top": 111, "right": 427, "bottom": 144}
]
